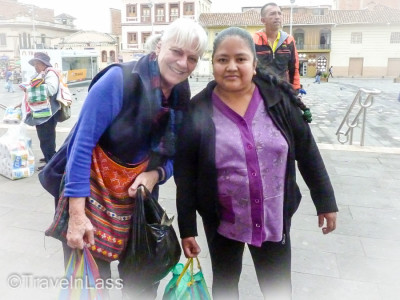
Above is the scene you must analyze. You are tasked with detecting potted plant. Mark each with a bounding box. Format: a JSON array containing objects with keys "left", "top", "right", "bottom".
[{"left": 321, "top": 72, "right": 329, "bottom": 82}]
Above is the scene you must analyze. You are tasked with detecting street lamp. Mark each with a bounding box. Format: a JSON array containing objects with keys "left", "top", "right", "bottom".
[
  {"left": 148, "top": 1, "right": 154, "bottom": 35},
  {"left": 31, "top": 4, "right": 37, "bottom": 49},
  {"left": 289, "top": 0, "right": 295, "bottom": 36}
]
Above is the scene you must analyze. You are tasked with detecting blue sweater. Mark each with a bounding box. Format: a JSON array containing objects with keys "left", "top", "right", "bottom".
[{"left": 64, "top": 66, "right": 172, "bottom": 197}]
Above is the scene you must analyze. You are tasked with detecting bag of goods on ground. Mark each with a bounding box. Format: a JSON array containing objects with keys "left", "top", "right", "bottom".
[
  {"left": 0, "top": 125, "right": 34, "bottom": 180},
  {"left": 3, "top": 107, "right": 22, "bottom": 124}
]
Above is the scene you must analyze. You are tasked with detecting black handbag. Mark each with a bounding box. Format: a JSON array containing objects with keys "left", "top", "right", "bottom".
[{"left": 119, "top": 185, "right": 181, "bottom": 291}]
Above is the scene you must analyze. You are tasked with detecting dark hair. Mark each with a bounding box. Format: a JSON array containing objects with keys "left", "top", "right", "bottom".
[
  {"left": 211, "top": 27, "right": 312, "bottom": 123},
  {"left": 256, "top": 69, "right": 312, "bottom": 123},
  {"left": 212, "top": 27, "right": 256, "bottom": 63},
  {"left": 260, "top": 2, "right": 279, "bottom": 17}
]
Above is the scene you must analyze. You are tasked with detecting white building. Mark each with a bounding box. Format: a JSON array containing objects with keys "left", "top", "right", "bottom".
[{"left": 120, "top": 0, "right": 211, "bottom": 62}]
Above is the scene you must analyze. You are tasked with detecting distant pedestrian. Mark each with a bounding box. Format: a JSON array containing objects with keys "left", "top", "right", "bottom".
[
  {"left": 328, "top": 66, "right": 333, "bottom": 78},
  {"left": 298, "top": 84, "right": 307, "bottom": 97},
  {"left": 17, "top": 52, "right": 61, "bottom": 170},
  {"left": 253, "top": 2, "right": 301, "bottom": 91},
  {"left": 314, "top": 70, "right": 322, "bottom": 84},
  {"left": 5, "top": 67, "right": 14, "bottom": 92}
]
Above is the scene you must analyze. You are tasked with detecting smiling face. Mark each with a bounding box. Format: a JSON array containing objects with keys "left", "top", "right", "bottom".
[
  {"left": 212, "top": 35, "right": 256, "bottom": 94},
  {"left": 157, "top": 40, "right": 199, "bottom": 94},
  {"left": 261, "top": 4, "right": 282, "bottom": 31}
]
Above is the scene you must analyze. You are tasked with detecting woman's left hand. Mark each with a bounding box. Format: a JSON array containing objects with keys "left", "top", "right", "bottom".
[
  {"left": 128, "top": 170, "right": 159, "bottom": 198},
  {"left": 318, "top": 212, "right": 337, "bottom": 234}
]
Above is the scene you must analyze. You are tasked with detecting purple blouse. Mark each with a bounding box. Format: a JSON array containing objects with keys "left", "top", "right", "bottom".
[{"left": 212, "top": 86, "right": 288, "bottom": 247}]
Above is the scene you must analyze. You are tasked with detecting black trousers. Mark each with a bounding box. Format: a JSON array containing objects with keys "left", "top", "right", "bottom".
[
  {"left": 36, "top": 113, "right": 58, "bottom": 162},
  {"left": 204, "top": 224, "right": 292, "bottom": 300}
]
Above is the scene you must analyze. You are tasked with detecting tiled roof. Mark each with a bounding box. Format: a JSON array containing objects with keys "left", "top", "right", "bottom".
[
  {"left": 199, "top": 6, "right": 400, "bottom": 27},
  {"left": 62, "top": 31, "right": 116, "bottom": 44},
  {"left": 55, "top": 13, "right": 76, "bottom": 20}
]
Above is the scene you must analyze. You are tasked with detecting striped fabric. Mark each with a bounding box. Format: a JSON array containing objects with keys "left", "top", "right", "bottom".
[
  {"left": 87, "top": 145, "right": 149, "bottom": 261},
  {"left": 45, "top": 145, "right": 149, "bottom": 262},
  {"left": 26, "top": 84, "right": 48, "bottom": 104},
  {"left": 26, "top": 83, "right": 52, "bottom": 118}
]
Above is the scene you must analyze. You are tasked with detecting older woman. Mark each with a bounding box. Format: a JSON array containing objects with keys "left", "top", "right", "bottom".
[
  {"left": 175, "top": 27, "right": 337, "bottom": 299},
  {"left": 48, "top": 18, "right": 207, "bottom": 299}
]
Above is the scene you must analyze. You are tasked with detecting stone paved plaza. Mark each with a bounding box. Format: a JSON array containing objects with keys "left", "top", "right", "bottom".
[{"left": 0, "top": 76, "right": 399, "bottom": 299}]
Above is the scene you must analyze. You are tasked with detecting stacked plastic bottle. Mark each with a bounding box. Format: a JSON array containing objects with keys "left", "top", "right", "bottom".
[
  {"left": 0, "top": 126, "right": 34, "bottom": 180},
  {"left": 3, "top": 107, "right": 22, "bottom": 124}
]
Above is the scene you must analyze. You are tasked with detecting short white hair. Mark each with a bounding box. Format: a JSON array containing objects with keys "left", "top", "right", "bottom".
[
  {"left": 145, "top": 33, "right": 162, "bottom": 53},
  {"left": 161, "top": 18, "right": 208, "bottom": 57}
]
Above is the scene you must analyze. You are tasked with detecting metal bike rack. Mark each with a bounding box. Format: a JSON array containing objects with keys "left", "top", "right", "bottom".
[{"left": 336, "top": 88, "right": 381, "bottom": 146}]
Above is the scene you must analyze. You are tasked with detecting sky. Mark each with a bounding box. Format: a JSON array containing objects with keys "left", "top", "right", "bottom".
[{"left": 19, "top": 0, "right": 333, "bottom": 32}]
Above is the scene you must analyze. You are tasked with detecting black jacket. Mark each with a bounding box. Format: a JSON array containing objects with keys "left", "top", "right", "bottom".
[{"left": 174, "top": 76, "right": 338, "bottom": 239}]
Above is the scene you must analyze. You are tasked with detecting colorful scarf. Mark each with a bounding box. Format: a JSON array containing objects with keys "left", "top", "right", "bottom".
[{"left": 134, "top": 53, "right": 188, "bottom": 157}]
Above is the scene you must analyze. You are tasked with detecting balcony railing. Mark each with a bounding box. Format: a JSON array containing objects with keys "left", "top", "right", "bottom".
[
  {"left": 126, "top": 16, "right": 138, "bottom": 22},
  {"left": 122, "top": 43, "right": 146, "bottom": 50},
  {"left": 296, "top": 44, "right": 331, "bottom": 50},
  {"left": 182, "top": 15, "right": 195, "bottom": 19}
]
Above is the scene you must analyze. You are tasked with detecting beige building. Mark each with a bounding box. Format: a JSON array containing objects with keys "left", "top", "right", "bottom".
[
  {"left": 0, "top": 0, "right": 77, "bottom": 69},
  {"left": 199, "top": 4, "right": 400, "bottom": 78},
  {"left": 334, "top": 0, "right": 400, "bottom": 10},
  {"left": 120, "top": 0, "right": 211, "bottom": 62}
]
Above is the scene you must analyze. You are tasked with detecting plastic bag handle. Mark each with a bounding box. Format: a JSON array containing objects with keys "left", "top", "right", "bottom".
[
  {"left": 176, "top": 257, "right": 202, "bottom": 286},
  {"left": 138, "top": 184, "right": 152, "bottom": 199}
]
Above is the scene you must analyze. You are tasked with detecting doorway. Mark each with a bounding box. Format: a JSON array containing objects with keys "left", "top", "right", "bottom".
[
  {"left": 349, "top": 57, "right": 363, "bottom": 76},
  {"left": 299, "top": 61, "right": 308, "bottom": 76}
]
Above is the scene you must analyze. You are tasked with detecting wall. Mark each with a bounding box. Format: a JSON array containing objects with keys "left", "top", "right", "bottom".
[
  {"left": 336, "top": 0, "right": 400, "bottom": 10},
  {"left": 330, "top": 24, "right": 400, "bottom": 77},
  {"left": 110, "top": 8, "right": 122, "bottom": 35}
]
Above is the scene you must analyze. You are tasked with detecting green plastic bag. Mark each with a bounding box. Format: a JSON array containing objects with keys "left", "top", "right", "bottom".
[{"left": 162, "top": 258, "right": 212, "bottom": 300}]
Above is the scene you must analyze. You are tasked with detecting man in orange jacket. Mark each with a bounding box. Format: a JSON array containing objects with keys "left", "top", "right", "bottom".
[{"left": 253, "top": 2, "right": 301, "bottom": 91}]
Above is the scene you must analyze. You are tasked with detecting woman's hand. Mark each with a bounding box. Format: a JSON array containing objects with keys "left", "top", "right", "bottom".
[
  {"left": 182, "top": 237, "right": 201, "bottom": 258},
  {"left": 128, "top": 170, "right": 159, "bottom": 198},
  {"left": 318, "top": 212, "right": 337, "bottom": 234},
  {"left": 67, "top": 197, "right": 95, "bottom": 249}
]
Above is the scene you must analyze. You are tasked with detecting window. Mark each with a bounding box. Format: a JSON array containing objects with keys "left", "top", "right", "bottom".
[
  {"left": 0, "top": 33, "right": 6, "bottom": 46},
  {"left": 127, "top": 4, "right": 137, "bottom": 17},
  {"left": 109, "top": 51, "right": 115, "bottom": 63},
  {"left": 142, "top": 32, "right": 151, "bottom": 45},
  {"left": 390, "top": 32, "right": 400, "bottom": 43},
  {"left": 141, "top": 5, "right": 151, "bottom": 23},
  {"left": 312, "top": 8, "right": 324, "bottom": 15},
  {"left": 128, "top": 32, "right": 137, "bottom": 44},
  {"left": 294, "top": 29, "right": 304, "bottom": 50},
  {"left": 155, "top": 4, "right": 165, "bottom": 22},
  {"left": 41, "top": 34, "right": 46, "bottom": 45},
  {"left": 170, "top": 4, "right": 179, "bottom": 21},
  {"left": 351, "top": 32, "right": 362, "bottom": 44},
  {"left": 101, "top": 50, "right": 107, "bottom": 63},
  {"left": 183, "top": 2, "right": 194, "bottom": 15},
  {"left": 317, "top": 55, "right": 327, "bottom": 72},
  {"left": 320, "top": 29, "right": 331, "bottom": 49}
]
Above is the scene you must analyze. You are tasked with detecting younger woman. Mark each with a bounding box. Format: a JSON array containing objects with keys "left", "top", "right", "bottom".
[{"left": 175, "top": 27, "right": 337, "bottom": 300}]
